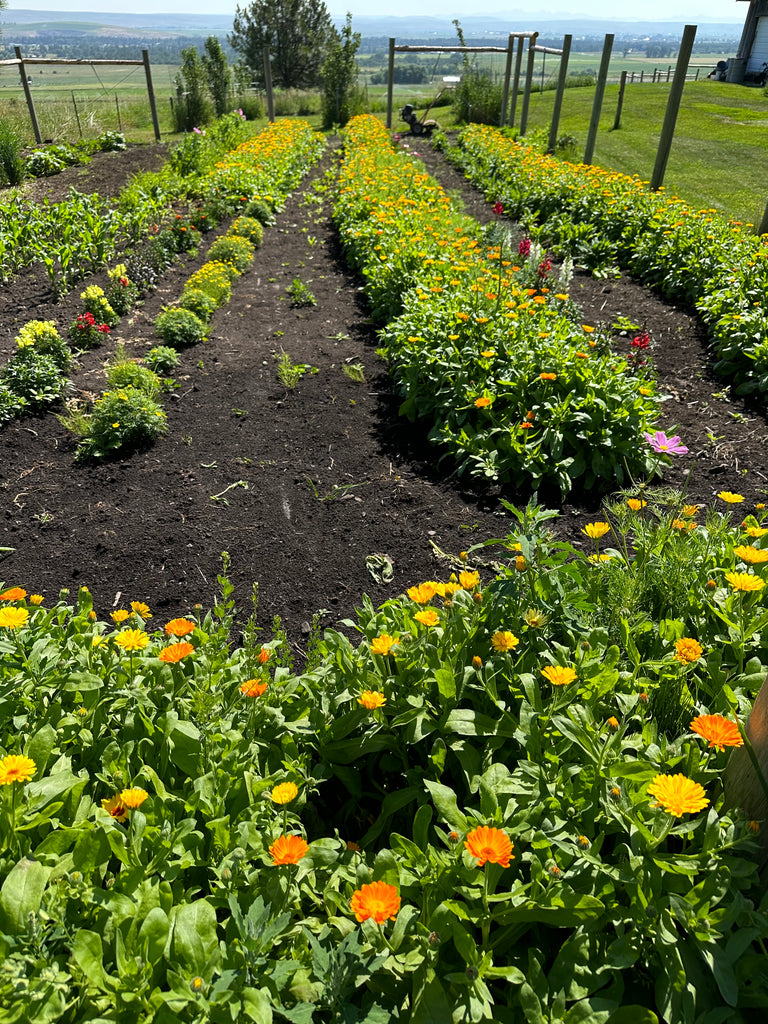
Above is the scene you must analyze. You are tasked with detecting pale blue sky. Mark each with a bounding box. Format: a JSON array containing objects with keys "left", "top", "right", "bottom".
[{"left": 1, "top": 0, "right": 746, "bottom": 21}]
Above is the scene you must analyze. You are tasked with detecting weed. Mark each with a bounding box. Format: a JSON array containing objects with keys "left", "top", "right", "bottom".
[
  {"left": 342, "top": 361, "right": 366, "bottom": 383},
  {"left": 306, "top": 477, "right": 367, "bottom": 502},
  {"left": 210, "top": 480, "right": 249, "bottom": 505},
  {"left": 275, "top": 350, "right": 317, "bottom": 388},
  {"left": 286, "top": 278, "right": 317, "bottom": 308}
]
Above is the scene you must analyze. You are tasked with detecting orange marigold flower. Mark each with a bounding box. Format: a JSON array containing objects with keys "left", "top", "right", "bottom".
[
  {"left": 647, "top": 774, "right": 708, "bottom": 816},
  {"left": 690, "top": 714, "right": 743, "bottom": 751},
  {"left": 270, "top": 834, "right": 309, "bottom": 865},
  {"left": 674, "top": 637, "right": 703, "bottom": 664},
  {"left": 681, "top": 504, "right": 699, "bottom": 518},
  {"left": 627, "top": 498, "right": 647, "bottom": 511},
  {"left": 606, "top": 716, "right": 619, "bottom": 730},
  {"left": 0, "top": 607, "right": 29, "bottom": 630},
  {"left": 582, "top": 522, "right": 610, "bottom": 540},
  {"left": 539, "top": 372, "right": 557, "bottom": 380},
  {"left": 119, "top": 787, "right": 148, "bottom": 809},
  {"left": 414, "top": 609, "right": 439, "bottom": 626},
  {"left": 474, "top": 396, "right": 492, "bottom": 408},
  {"left": 515, "top": 555, "right": 527, "bottom": 572},
  {"left": 101, "top": 795, "right": 128, "bottom": 822},
  {"left": 491, "top": 630, "right": 519, "bottom": 653},
  {"left": 271, "top": 782, "right": 298, "bottom": 804},
  {"left": 350, "top": 880, "right": 401, "bottom": 923},
  {"left": 458, "top": 570, "right": 480, "bottom": 589},
  {"left": 115, "top": 628, "right": 149, "bottom": 652},
  {"left": 370, "top": 633, "right": 398, "bottom": 656},
  {"left": 159, "top": 642, "right": 194, "bottom": 663},
  {"left": 346, "top": 840, "right": 361, "bottom": 852},
  {"left": 734, "top": 545, "right": 768, "bottom": 564},
  {"left": 407, "top": 582, "right": 438, "bottom": 604},
  {"left": 240, "top": 678, "right": 268, "bottom": 697},
  {"left": 541, "top": 665, "right": 577, "bottom": 686},
  {"left": 164, "top": 617, "right": 196, "bottom": 636},
  {"left": 718, "top": 491, "right": 744, "bottom": 504},
  {"left": 472, "top": 655, "right": 483, "bottom": 669},
  {"left": 745, "top": 526, "right": 768, "bottom": 538},
  {"left": 464, "top": 825, "right": 514, "bottom": 867},
  {"left": 0, "top": 587, "right": 26, "bottom": 601},
  {"left": 358, "top": 690, "right": 386, "bottom": 709},
  {"left": 111, "top": 610, "right": 130, "bottom": 624},
  {"left": 0, "top": 754, "right": 36, "bottom": 785},
  {"left": 725, "top": 571, "right": 765, "bottom": 592}
]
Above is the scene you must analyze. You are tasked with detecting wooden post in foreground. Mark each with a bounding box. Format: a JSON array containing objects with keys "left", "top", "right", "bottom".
[
  {"left": 499, "top": 34, "right": 515, "bottom": 128},
  {"left": 263, "top": 45, "right": 275, "bottom": 123},
  {"left": 612, "top": 70, "right": 627, "bottom": 130},
  {"left": 142, "top": 49, "right": 161, "bottom": 142},
  {"left": 546, "top": 35, "right": 572, "bottom": 154},
  {"left": 14, "top": 46, "right": 42, "bottom": 144},
  {"left": 650, "top": 24, "right": 697, "bottom": 191},
  {"left": 758, "top": 199, "right": 768, "bottom": 237},
  {"left": 518, "top": 38, "right": 537, "bottom": 136},
  {"left": 509, "top": 36, "right": 526, "bottom": 128},
  {"left": 386, "top": 38, "right": 395, "bottom": 129},
  {"left": 583, "top": 33, "right": 614, "bottom": 165}
]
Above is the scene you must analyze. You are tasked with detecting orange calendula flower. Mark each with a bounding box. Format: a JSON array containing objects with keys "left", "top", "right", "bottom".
[
  {"left": 407, "top": 582, "right": 438, "bottom": 604},
  {"left": 474, "top": 396, "right": 492, "bottom": 408},
  {"left": 269, "top": 834, "right": 309, "bottom": 865},
  {"left": 271, "top": 782, "right": 298, "bottom": 804},
  {"left": 674, "top": 637, "right": 703, "bottom": 664},
  {"left": 115, "top": 628, "right": 149, "bottom": 652},
  {"left": 240, "top": 679, "right": 268, "bottom": 697},
  {"left": 0, "top": 754, "right": 36, "bottom": 785},
  {"left": 0, "top": 607, "right": 29, "bottom": 629},
  {"left": 414, "top": 609, "right": 439, "bottom": 627},
  {"left": 681, "top": 504, "right": 699, "bottom": 518},
  {"left": 539, "top": 372, "right": 557, "bottom": 380},
  {"left": 111, "top": 610, "right": 130, "bottom": 624},
  {"left": 725, "top": 571, "right": 765, "bottom": 592},
  {"left": 458, "top": 570, "right": 480, "bottom": 589},
  {"left": 464, "top": 825, "right": 514, "bottom": 867},
  {"left": 370, "top": 633, "right": 398, "bottom": 656},
  {"left": 164, "top": 617, "right": 196, "bottom": 636},
  {"left": 541, "top": 665, "right": 577, "bottom": 686},
  {"left": 358, "top": 690, "right": 386, "bottom": 710},
  {"left": 491, "top": 630, "right": 519, "bottom": 653},
  {"left": 130, "top": 601, "right": 151, "bottom": 619},
  {"left": 582, "top": 522, "right": 610, "bottom": 540},
  {"left": 101, "top": 795, "right": 128, "bottom": 822},
  {"left": 350, "top": 880, "right": 401, "bottom": 923},
  {"left": 0, "top": 587, "right": 26, "bottom": 601},
  {"left": 627, "top": 498, "right": 647, "bottom": 511},
  {"left": 606, "top": 716, "right": 619, "bottom": 730},
  {"left": 733, "top": 545, "right": 768, "bottom": 564},
  {"left": 158, "top": 642, "right": 194, "bottom": 663},
  {"left": 258, "top": 647, "right": 271, "bottom": 665},
  {"left": 690, "top": 714, "right": 743, "bottom": 751},
  {"left": 672, "top": 518, "right": 696, "bottom": 531},
  {"left": 647, "top": 774, "right": 708, "bottom": 816},
  {"left": 119, "top": 787, "right": 148, "bottom": 809},
  {"left": 718, "top": 491, "right": 745, "bottom": 504}
]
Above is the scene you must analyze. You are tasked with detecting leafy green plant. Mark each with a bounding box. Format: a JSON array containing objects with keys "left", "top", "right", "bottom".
[
  {"left": 67, "top": 311, "right": 111, "bottom": 350},
  {"left": 229, "top": 215, "right": 264, "bottom": 247},
  {"left": 105, "top": 345, "right": 162, "bottom": 397},
  {"left": 79, "top": 285, "right": 119, "bottom": 328},
  {"left": 275, "top": 349, "right": 317, "bottom": 387},
  {"left": 207, "top": 234, "right": 255, "bottom": 273},
  {"left": 14, "top": 320, "right": 70, "bottom": 371},
  {"left": 243, "top": 198, "right": 276, "bottom": 226},
  {"left": 0, "top": 382, "right": 24, "bottom": 425},
  {"left": 184, "top": 261, "right": 235, "bottom": 306},
  {"left": 2, "top": 349, "right": 66, "bottom": 410},
  {"left": 105, "top": 263, "right": 141, "bottom": 316},
  {"left": 0, "top": 120, "right": 26, "bottom": 186},
  {"left": 178, "top": 288, "right": 218, "bottom": 323},
  {"left": 286, "top": 277, "right": 317, "bottom": 307},
  {"left": 68, "top": 386, "right": 167, "bottom": 459},
  {"left": 144, "top": 345, "right": 181, "bottom": 375},
  {"left": 342, "top": 361, "right": 365, "bottom": 383},
  {"left": 154, "top": 308, "right": 208, "bottom": 349}
]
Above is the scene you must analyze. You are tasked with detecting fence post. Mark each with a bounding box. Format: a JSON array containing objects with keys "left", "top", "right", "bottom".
[
  {"left": 583, "top": 33, "right": 614, "bottom": 165},
  {"left": 14, "top": 46, "right": 42, "bottom": 144},
  {"left": 71, "top": 92, "right": 83, "bottom": 138},
  {"left": 546, "top": 34, "right": 572, "bottom": 154},
  {"left": 262, "top": 45, "right": 275, "bottom": 122},
  {"left": 141, "top": 50, "right": 161, "bottom": 142},
  {"left": 640, "top": 70, "right": 644, "bottom": 82},
  {"left": 499, "top": 33, "right": 514, "bottom": 127},
  {"left": 518, "top": 38, "right": 537, "bottom": 136},
  {"left": 115, "top": 93, "right": 122, "bottom": 133},
  {"left": 650, "top": 24, "right": 697, "bottom": 191},
  {"left": 386, "top": 38, "right": 395, "bottom": 129},
  {"left": 509, "top": 36, "right": 525, "bottom": 127},
  {"left": 612, "top": 70, "right": 627, "bottom": 130}
]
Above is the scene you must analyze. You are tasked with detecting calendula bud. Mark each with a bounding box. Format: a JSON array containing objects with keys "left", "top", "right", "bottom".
[
  {"left": 472, "top": 656, "right": 483, "bottom": 669},
  {"left": 473, "top": 593, "right": 483, "bottom": 604}
]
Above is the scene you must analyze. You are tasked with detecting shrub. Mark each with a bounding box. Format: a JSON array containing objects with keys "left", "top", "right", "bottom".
[
  {"left": 237, "top": 95, "right": 264, "bottom": 120},
  {"left": 96, "top": 130, "right": 126, "bottom": 152},
  {"left": 243, "top": 198, "right": 276, "bottom": 227},
  {"left": 15, "top": 320, "right": 71, "bottom": 371},
  {"left": 177, "top": 288, "right": 218, "bottom": 323},
  {"left": 184, "top": 262, "right": 234, "bottom": 306},
  {"left": 154, "top": 308, "right": 208, "bottom": 348},
  {"left": 74, "top": 387, "right": 167, "bottom": 460},
  {"left": 0, "top": 383, "right": 24, "bottom": 425},
  {"left": 206, "top": 234, "right": 255, "bottom": 273},
  {"left": 2, "top": 349, "right": 66, "bottom": 410},
  {"left": 172, "top": 47, "right": 213, "bottom": 133},
  {"left": 229, "top": 215, "right": 264, "bottom": 247},
  {"left": 451, "top": 70, "right": 503, "bottom": 126},
  {"left": 105, "top": 346, "right": 162, "bottom": 396},
  {"left": 144, "top": 345, "right": 181, "bottom": 375},
  {"left": 0, "top": 120, "right": 26, "bottom": 186},
  {"left": 80, "top": 285, "right": 119, "bottom": 328}
]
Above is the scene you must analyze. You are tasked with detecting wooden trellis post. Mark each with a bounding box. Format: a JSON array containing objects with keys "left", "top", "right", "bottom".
[
  {"left": 650, "top": 24, "right": 697, "bottom": 191},
  {"left": 13, "top": 46, "right": 41, "bottom": 144},
  {"left": 583, "top": 33, "right": 614, "bottom": 165},
  {"left": 546, "top": 36, "right": 572, "bottom": 155},
  {"left": 518, "top": 37, "right": 537, "bottom": 136}
]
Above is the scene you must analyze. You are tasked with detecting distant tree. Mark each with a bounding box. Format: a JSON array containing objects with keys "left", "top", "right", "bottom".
[
  {"left": 321, "top": 13, "right": 362, "bottom": 128},
  {"left": 229, "top": 0, "right": 335, "bottom": 90},
  {"left": 203, "top": 36, "right": 232, "bottom": 116},
  {"left": 173, "top": 47, "right": 213, "bottom": 132}
]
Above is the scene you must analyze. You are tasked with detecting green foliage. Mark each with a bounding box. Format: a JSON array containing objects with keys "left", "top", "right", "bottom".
[
  {"left": 144, "top": 345, "right": 181, "bottom": 375},
  {"left": 206, "top": 233, "right": 255, "bottom": 273},
  {"left": 105, "top": 345, "right": 162, "bottom": 397},
  {"left": 173, "top": 46, "right": 213, "bottom": 132},
  {"left": 2, "top": 348, "right": 66, "bottom": 410},
  {"left": 154, "top": 308, "right": 208, "bottom": 349},
  {"left": 0, "top": 382, "right": 23, "bottom": 425},
  {"left": 79, "top": 285, "right": 118, "bottom": 328},
  {"left": 286, "top": 277, "right": 317, "bottom": 307},
  {"left": 243, "top": 198, "right": 276, "bottom": 226},
  {"left": 321, "top": 13, "right": 364, "bottom": 129},
  {"left": 229, "top": 215, "right": 264, "bottom": 247},
  {"left": 72, "top": 386, "right": 167, "bottom": 459},
  {"left": 184, "top": 262, "right": 234, "bottom": 306},
  {"left": 275, "top": 349, "right": 317, "bottom": 387},
  {"left": 451, "top": 70, "right": 503, "bottom": 126},
  {"left": 177, "top": 287, "right": 218, "bottom": 323},
  {"left": 229, "top": 0, "right": 335, "bottom": 89},
  {"left": 0, "top": 120, "right": 26, "bottom": 186},
  {"left": 95, "top": 130, "right": 126, "bottom": 152},
  {"left": 105, "top": 263, "right": 141, "bottom": 316},
  {"left": 202, "top": 35, "right": 232, "bottom": 117}
]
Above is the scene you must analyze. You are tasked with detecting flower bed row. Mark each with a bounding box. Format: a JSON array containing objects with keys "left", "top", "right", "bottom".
[
  {"left": 451, "top": 123, "right": 768, "bottom": 396},
  {"left": 1, "top": 477, "right": 768, "bottom": 1020},
  {"left": 332, "top": 116, "right": 659, "bottom": 495}
]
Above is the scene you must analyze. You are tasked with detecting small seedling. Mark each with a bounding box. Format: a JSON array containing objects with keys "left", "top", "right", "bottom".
[
  {"left": 210, "top": 480, "right": 249, "bottom": 505},
  {"left": 286, "top": 278, "right": 317, "bottom": 308},
  {"left": 275, "top": 350, "right": 317, "bottom": 388},
  {"left": 342, "top": 362, "right": 366, "bottom": 383}
]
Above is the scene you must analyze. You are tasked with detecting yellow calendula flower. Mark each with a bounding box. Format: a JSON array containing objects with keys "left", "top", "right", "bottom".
[
  {"left": 271, "top": 782, "right": 298, "bottom": 805},
  {"left": 111, "top": 610, "right": 130, "bottom": 624},
  {"left": 718, "top": 491, "right": 744, "bottom": 504},
  {"left": 647, "top": 774, "right": 708, "bottom": 817},
  {"left": 491, "top": 630, "right": 519, "bottom": 653},
  {"left": 370, "top": 633, "right": 398, "bottom": 656},
  {"left": 130, "top": 601, "right": 152, "bottom": 619},
  {"left": 0, "top": 607, "right": 29, "bottom": 630},
  {"left": 414, "top": 609, "right": 439, "bottom": 627},
  {"left": 674, "top": 637, "right": 703, "bottom": 664},
  {"left": 725, "top": 571, "right": 765, "bottom": 592},
  {"left": 358, "top": 690, "right": 386, "bottom": 710},
  {"left": 733, "top": 545, "right": 768, "bottom": 565},
  {"left": 29, "top": 594, "right": 44, "bottom": 605},
  {"left": 407, "top": 582, "right": 438, "bottom": 604},
  {"left": 114, "top": 628, "right": 150, "bottom": 652},
  {"left": 0, "top": 754, "right": 36, "bottom": 785},
  {"left": 627, "top": 498, "right": 647, "bottom": 511},
  {"left": 458, "top": 570, "right": 480, "bottom": 590},
  {"left": 582, "top": 522, "right": 610, "bottom": 540},
  {"left": 119, "top": 787, "right": 149, "bottom": 809},
  {"left": 541, "top": 665, "right": 577, "bottom": 687}
]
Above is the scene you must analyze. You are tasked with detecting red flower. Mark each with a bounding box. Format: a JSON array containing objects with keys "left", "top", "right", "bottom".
[
  {"left": 493, "top": 201, "right": 503, "bottom": 215},
  {"left": 631, "top": 333, "right": 650, "bottom": 350},
  {"left": 519, "top": 238, "right": 531, "bottom": 257}
]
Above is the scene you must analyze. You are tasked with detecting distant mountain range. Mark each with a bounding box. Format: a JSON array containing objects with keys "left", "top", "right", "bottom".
[{"left": 0, "top": 9, "right": 743, "bottom": 36}]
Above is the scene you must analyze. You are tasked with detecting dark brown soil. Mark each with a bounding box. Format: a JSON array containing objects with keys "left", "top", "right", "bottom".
[{"left": 1, "top": 136, "right": 766, "bottom": 654}]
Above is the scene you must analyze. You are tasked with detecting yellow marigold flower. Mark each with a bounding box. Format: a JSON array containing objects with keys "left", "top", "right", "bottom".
[
  {"left": 350, "top": 881, "right": 401, "bottom": 923},
  {"left": 539, "top": 372, "right": 557, "bottom": 380},
  {"left": 464, "top": 825, "right": 514, "bottom": 867},
  {"left": 627, "top": 498, "right": 647, "bottom": 511},
  {"left": 523, "top": 607, "right": 548, "bottom": 629},
  {"left": 370, "top": 633, "right": 398, "bottom": 656},
  {"left": 474, "top": 396, "right": 492, "bottom": 408},
  {"left": 582, "top": 522, "right": 610, "bottom": 540},
  {"left": 541, "top": 665, "right": 577, "bottom": 686},
  {"left": 0, "top": 587, "right": 26, "bottom": 601},
  {"left": 114, "top": 628, "right": 149, "bottom": 652},
  {"left": 681, "top": 504, "right": 699, "bottom": 518},
  {"left": 582, "top": 325, "right": 595, "bottom": 333},
  {"left": 733, "top": 545, "right": 768, "bottom": 564},
  {"left": 414, "top": 609, "right": 439, "bottom": 627},
  {"left": 725, "top": 571, "right": 765, "bottom": 592},
  {"left": 745, "top": 526, "right": 768, "bottom": 538},
  {"left": 718, "top": 491, "right": 745, "bottom": 504},
  {"left": 111, "top": 610, "right": 130, "bottom": 624},
  {"left": 0, "top": 607, "right": 29, "bottom": 629},
  {"left": 101, "top": 795, "right": 128, "bottom": 822},
  {"left": 458, "top": 570, "right": 480, "bottom": 589},
  {"left": 164, "top": 617, "right": 196, "bottom": 636},
  {"left": 407, "top": 582, "right": 438, "bottom": 604},
  {"left": 0, "top": 754, "right": 36, "bottom": 785},
  {"left": 690, "top": 714, "right": 743, "bottom": 751},
  {"left": 358, "top": 690, "right": 386, "bottom": 710},
  {"left": 271, "top": 782, "right": 298, "bottom": 805},
  {"left": 647, "top": 774, "right": 708, "bottom": 817},
  {"left": 674, "top": 637, "right": 703, "bottom": 664},
  {"left": 491, "top": 630, "right": 519, "bottom": 653},
  {"left": 130, "top": 601, "right": 151, "bottom": 619},
  {"left": 29, "top": 594, "right": 44, "bottom": 605},
  {"left": 119, "top": 787, "right": 148, "bottom": 809},
  {"left": 515, "top": 555, "right": 527, "bottom": 572}
]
